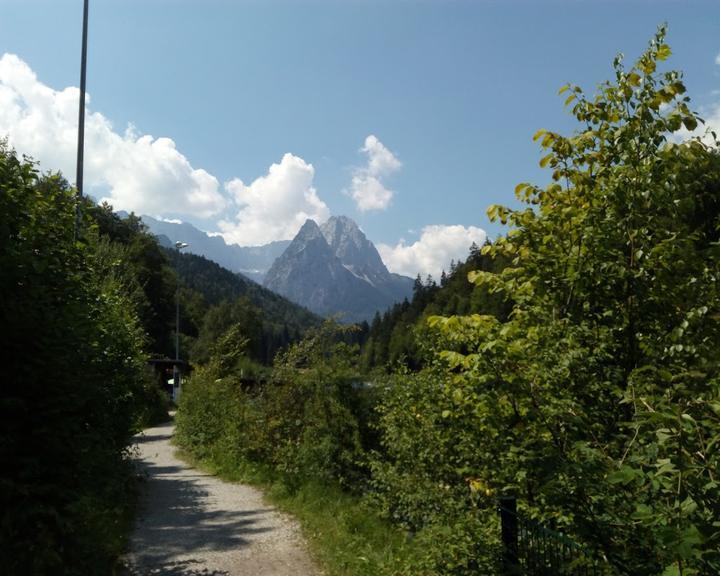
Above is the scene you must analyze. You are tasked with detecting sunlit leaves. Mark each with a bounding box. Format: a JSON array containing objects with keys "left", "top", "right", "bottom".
[
  {"left": 656, "top": 44, "right": 672, "bottom": 62},
  {"left": 426, "top": 24, "right": 720, "bottom": 575}
]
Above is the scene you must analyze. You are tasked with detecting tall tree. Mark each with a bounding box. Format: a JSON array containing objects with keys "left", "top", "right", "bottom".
[{"left": 430, "top": 28, "right": 720, "bottom": 574}]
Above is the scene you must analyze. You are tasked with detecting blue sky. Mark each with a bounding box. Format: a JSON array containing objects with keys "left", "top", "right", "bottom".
[{"left": 1, "top": 0, "right": 719, "bottom": 276}]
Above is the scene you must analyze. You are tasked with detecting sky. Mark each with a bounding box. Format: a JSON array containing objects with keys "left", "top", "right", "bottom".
[{"left": 1, "top": 0, "right": 719, "bottom": 277}]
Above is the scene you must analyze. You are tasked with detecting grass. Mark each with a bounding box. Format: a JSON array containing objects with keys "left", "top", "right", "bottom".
[{"left": 174, "top": 448, "right": 420, "bottom": 576}]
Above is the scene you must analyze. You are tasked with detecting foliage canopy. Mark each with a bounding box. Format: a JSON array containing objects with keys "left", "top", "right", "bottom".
[{"left": 429, "top": 26, "right": 720, "bottom": 574}]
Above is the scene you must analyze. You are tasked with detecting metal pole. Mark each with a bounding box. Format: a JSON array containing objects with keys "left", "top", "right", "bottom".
[
  {"left": 498, "top": 497, "right": 519, "bottom": 574},
  {"left": 173, "top": 242, "right": 188, "bottom": 400},
  {"left": 75, "top": 0, "right": 89, "bottom": 237},
  {"left": 174, "top": 248, "right": 180, "bottom": 400},
  {"left": 175, "top": 283, "right": 180, "bottom": 364}
]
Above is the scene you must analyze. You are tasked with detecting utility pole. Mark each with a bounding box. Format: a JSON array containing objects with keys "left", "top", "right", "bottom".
[
  {"left": 75, "top": 0, "right": 89, "bottom": 237},
  {"left": 174, "top": 241, "right": 189, "bottom": 401}
]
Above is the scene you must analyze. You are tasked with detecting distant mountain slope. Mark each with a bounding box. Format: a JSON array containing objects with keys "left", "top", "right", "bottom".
[
  {"left": 163, "top": 247, "right": 320, "bottom": 334},
  {"left": 142, "top": 215, "right": 289, "bottom": 283},
  {"left": 264, "top": 216, "right": 413, "bottom": 323}
]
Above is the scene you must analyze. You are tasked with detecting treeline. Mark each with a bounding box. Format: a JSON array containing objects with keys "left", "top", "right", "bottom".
[
  {"left": 176, "top": 30, "right": 720, "bottom": 576},
  {"left": 361, "top": 244, "right": 511, "bottom": 371}
]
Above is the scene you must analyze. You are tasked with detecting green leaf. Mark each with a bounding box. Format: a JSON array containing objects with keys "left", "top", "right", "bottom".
[
  {"left": 608, "top": 465, "right": 639, "bottom": 485},
  {"left": 487, "top": 204, "right": 499, "bottom": 222},
  {"left": 539, "top": 153, "right": 554, "bottom": 168},
  {"left": 640, "top": 58, "right": 657, "bottom": 75},
  {"left": 681, "top": 413, "right": 696, "bottom": 423},
  {"left": 532, "top": 129, "right": 547, "bottom": 142},
  {"left": 682, "top": 116, "right": 698, "bottom": 131},
  {"left": 656, "top": 44, "right": 672, "bottom": 61},
  {"left": 627, "top": 72, "right": 641, "bottom": 87},
  {"left": 656, "top": 428, "right": 673, "bottom": 444}
]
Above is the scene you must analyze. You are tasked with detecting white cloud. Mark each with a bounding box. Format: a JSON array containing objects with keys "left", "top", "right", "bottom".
[
  {"left": 363, "top": 133, "right": 401, "bottom": 175},
  {"left": 378, "top": 224, "right": 487, "bottom": 279},
  {"left": 715, "top": 52, "right": 720, "bottom": 66},
  {"left": 0, "top": 53, "right": 226, "bottom": 218},
  {"left": 348, "top": 134, "right": 401, "bottom": 211},
  {"left": 349, "top": 173, "right": 393, "bottom": 212},
  {"left": 218, "top": 153, "right": 330, "bottom": 246}
]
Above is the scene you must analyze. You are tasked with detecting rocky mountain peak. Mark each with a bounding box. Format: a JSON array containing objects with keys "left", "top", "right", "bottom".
[
  {"left": 320, "top": 215, "right": 389, "bottom": 285},
  {"left": 281, "top": 219, "right": 334, "bottom": 260},
  {"left": 264, "top": 215, "right": 413, "bottom": 323},
  {"left": 320, "top": 215, "right": 361, "bottom": 245},
  {"left": 296, "top": 218, "right": 325, "bottom": 241}
]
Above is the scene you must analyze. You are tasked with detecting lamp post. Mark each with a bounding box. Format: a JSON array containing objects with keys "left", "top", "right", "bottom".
[
  {"left": 75, "top": 0, "right": 89, "bottom": 238},
  {"left": 173, "top": 241, "right": 189, "bottom": 401}
]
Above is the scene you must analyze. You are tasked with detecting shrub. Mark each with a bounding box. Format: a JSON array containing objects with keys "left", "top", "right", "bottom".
[{"left": 0, "top": 145, "right": 155, "bottom": 574}]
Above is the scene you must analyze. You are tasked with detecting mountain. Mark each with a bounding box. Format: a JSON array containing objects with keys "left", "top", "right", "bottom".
[
  {"left": 140, "top": 215, "right": 289, "bottom": 283},
  {"left": 264, "top": 216, "right": 413, "bottom": 323},
  {"left": 321, "top": 215, "right": 414, "bottom": 301},
  {"left": 320, "top": 215, "right": 389, "bottom": 285}
]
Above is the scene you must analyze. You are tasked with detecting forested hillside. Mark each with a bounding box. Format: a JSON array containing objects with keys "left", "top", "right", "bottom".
[
  {"left": 165, "top": 247, "right": 320, "bottom": 364},
  {"left": 175, "top": 31, "right": 720, "bottom": 576}
]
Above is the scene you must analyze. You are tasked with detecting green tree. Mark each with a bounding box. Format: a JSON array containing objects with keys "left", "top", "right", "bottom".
[
  {"left": 429, "top": 28, "right": 720, "bottom": 574},
  {"left": 0, "top": 145, "right": 156, "bottom": 574}
]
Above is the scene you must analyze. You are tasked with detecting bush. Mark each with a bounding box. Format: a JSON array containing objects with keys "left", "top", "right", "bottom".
[
  {"left": 0, "top": 145, "right": 155, "bottom": 574},
  {"left": 177, "top": 322, "right": 371, "bottom": 490},
  {"left": 369, "top": 369, "right": 501, "bottom": 574}
]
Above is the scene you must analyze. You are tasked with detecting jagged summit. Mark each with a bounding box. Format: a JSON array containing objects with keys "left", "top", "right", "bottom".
[
  {"left": 320, "top": 216, "right": 390, "bottom": 286},
  {"left": 264, "top": 215, "right": 412, "bottom": 323},
  {"left": 296, "top": 218, "right": 325, "bottom": 240},
  {"left": 142, "top": 213, "right": 413, "bottom": 322},
  {"left": 281, "top": 219, "right": 334, "bottom": 259}
]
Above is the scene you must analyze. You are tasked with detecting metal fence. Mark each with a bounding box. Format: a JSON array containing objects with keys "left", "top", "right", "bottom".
[{"left": 498, "top": 497, "right": 605, "bottom": 575}]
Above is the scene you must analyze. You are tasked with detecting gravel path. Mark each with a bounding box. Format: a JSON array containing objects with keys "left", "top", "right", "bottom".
[{"left": 123, "top": 417, "right": 319, "bottom": 576}]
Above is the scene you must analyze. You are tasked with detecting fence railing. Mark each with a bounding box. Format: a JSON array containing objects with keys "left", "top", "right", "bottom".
[{"left": 497, "top": 497, "right": 605, "bottom": 575}]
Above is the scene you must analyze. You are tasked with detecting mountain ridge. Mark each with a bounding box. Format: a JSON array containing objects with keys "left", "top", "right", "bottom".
[
  {"left": 264, "top": 216, "right": 413, "bottom": 323},
  {"left": 140, "top": 215, "right": 289, "bottom": 283}
]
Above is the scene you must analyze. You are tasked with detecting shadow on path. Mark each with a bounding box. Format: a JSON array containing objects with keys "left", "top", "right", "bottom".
[
  {"left": 124, "top": 418, "right": 316, "bottom": 576},
  {"left": 130, "top": 558, "right": 230, "bottom": 575},
  {"left": 126, "top": 448, "right": 272, "bottom": 574}
]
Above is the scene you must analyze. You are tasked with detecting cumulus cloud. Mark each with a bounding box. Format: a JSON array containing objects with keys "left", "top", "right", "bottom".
[
  {"left": 0, "top": 53, "right": 226, "bottom": 218},
  {"left": 218, "top": 153, "right": 330, "bottom": 246},
  {"left": 378, "top": 224, "right": 487, "bottom": 279},
  {"left": 716, "top": 52, "right": 720, "bottom": 65},
  {"left": 348, "top": 135, "right": 401, "bottom": 211}
]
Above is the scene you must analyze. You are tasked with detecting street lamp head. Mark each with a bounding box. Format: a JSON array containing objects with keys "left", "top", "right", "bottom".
[{"left": 175, "top": 241, "right": 189, "bottom": 250}]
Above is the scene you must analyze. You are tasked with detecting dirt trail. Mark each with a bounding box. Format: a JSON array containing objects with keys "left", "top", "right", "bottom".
[{"left": 123, "top": 417, "right": 319, "bottom": 576}]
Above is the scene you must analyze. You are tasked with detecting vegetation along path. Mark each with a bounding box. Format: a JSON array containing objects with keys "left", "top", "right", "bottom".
[{"left": 124, "top": 416, "right": 319, "bottom": 576}]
